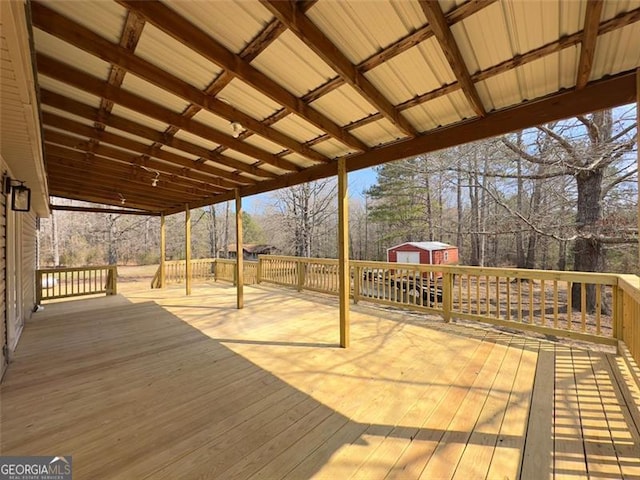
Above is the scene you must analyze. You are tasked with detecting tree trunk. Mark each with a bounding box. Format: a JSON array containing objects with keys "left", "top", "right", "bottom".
[
  {"left": 223, "top": 202, "right": 229, "bottom": 259},
  {"left": 51, "top": 211, "right": 60, "bottom": 266},
  {"left": 571, "top": 169, "right": 604, "bottom": 312}
]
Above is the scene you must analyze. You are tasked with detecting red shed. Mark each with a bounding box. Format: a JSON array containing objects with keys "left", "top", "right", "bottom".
[{"left": 387, "top": 241, "right": 459, "bottom": 278}]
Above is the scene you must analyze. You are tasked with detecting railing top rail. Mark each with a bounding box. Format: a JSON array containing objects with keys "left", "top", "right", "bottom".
[
  {"left": 37, "top": 265, "right": 117, "bottom": 273},
  {"left": 259, "top": 255, "right": 338, "bottom": 263}
]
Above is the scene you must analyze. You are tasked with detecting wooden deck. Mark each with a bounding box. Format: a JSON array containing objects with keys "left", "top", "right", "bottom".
[{"left": 1, "top": 282, "right": 639, "bottom": 479}]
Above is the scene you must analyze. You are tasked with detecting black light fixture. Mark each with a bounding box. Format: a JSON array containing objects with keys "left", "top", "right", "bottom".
[{"left": 3, "top": 175, "right": 31, "bottom": 212}]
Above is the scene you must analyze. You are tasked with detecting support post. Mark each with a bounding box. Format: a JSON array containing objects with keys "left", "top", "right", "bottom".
[
  {"left": 257, "top": 256, "right": 262, "bottom": 284},
  {"left": 443, "top": 271, "right": 454, "bottom": 323},
  {"left": 159, "top": 213, "right": 166, "bottom": 288},
  {"left": 235, "top": 189, "right": 244, "bottom": 309},
  {"left": 338, "top": 158, "right": 350, "bottom": 347},
  {"left": 637, "top": 68, "right": 639, "bottom": 267},
  {"left": 185, "top": 204, "right": 191, "bottom": 296}
]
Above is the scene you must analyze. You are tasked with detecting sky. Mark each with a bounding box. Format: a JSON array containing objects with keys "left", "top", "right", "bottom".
[{"left": 241, "top": 166, "right": 377, "bottom": 213}]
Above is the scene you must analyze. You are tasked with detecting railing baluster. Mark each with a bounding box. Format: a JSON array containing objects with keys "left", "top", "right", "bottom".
[
  {"left": 541, "top": 279, "right": 546, "bottom": 327},
  {"left": 581, "top": 283, "right": 587, "bottom": 332},
  {"left": 553, "top": 280, "right": 559, "bottom": 329}
]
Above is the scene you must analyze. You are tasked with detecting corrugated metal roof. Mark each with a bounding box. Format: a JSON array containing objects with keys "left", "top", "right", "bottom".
[
  {"left": 134, "top": 23, "right": 222, "bottom": 91},
  {"left": 365, "top": 37, "right": 456, "bottom": 105},
  {"left": 310, "top": 138, "right": 357, "bottom": 159},
  {"left": 591, "top": 23, "right": 640, "bottom": 82},
  {"left": 173, "top": 129, "right": 219, "bottom": 151},
  {"left": 41, "top": 0, "right": 126, "bottom": 44},
  {"left": 34, "top": 30, "right": 111, "bottom": 80},
  {"left": 307, "top": 0, "right": 426, "bottom": 64},
  {"left": 271, "top": 113, "right": 325, "bottom": 144},
  {"left": 351, "top": 118, "right": 405, "bottom": 147},
  {"left": 38, "top": 75, "right": 102, "bottom": 109},
  {"left": 310, "top": 84, "right": 378, "bottom": 126},
  {"left": 218, "top": 79, "right": 281, "bottom": 121},
  {"left": 164, "top": 0, "right": 271, "bottom": 54},
  {"left": 252, "top": 30, "right": 337, "bottom": 97},
  {"left": 121, "top": 73, "right": 190, "bottom": 114},
  {"left": 22, "top": 0, "right": 640, "bottom": 212},
  {"left": 388, "top": 241, "right": 455, "bottom": 252}
]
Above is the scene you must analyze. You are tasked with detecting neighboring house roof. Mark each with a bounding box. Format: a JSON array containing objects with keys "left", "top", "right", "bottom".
[
  {"left": 224, "top": 244, "right": 277, "bottom": 254},
  {"left": 387, "top": 242, "right": 455, "bottom": 252}
]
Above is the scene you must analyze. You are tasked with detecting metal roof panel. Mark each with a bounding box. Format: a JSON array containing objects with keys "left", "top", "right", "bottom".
[
  {"left": 133, "top": 23, "right": 222, "bottom": 91},
  {"left": 307, "top": 0, "right": 426, "bottom": 65},
  {"left": 163, "top": 0, "right": 272, "bottom": 54},
  {"left": 251, "top": 30, "right": 337, "bottom": 97},
  {"left": 310, "top": 84, "right": 378, "bottom": 127},
  {"left": 121, "top": 73, "right": 190, "bottom": 114}
]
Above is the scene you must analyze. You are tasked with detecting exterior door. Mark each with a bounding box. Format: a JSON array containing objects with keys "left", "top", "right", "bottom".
[{"left": 396, "top": 251, "right": 420, "bottom": 264}]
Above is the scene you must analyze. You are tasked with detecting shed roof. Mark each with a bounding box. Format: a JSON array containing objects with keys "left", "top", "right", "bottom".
[
  {"left": 388, "top": 241, "right": 455, "bottom": 252},
  {"left": 23, "top": 0, "right": 640, "bottom": 214}
]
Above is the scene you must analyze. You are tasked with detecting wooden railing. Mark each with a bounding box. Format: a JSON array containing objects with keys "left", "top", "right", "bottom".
[
  {"left": 36, "top": 265, "right": 117, "bottom": 304},
  {"left": 151, "top": 258, "right": 258, "bottom": 287},
  {"left": 259, "top": 256, "right": 633, "bottom": 348},
  {"left": 617, "top": 274, "right": 640, "bottom": 371}
]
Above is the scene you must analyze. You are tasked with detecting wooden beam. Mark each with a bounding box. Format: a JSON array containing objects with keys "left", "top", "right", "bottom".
[
  {"left": 235, "top": 190, "right": 244, "bottom": 309},
  {"left": 338, "top": 157, "right": 349, "bottom": 348},
  {"left": 165, "top": 71, "right": 637, "bottom": 214},
  {"left": 46, "top": 156, "right": 210, "bottom": 201},
  {"left": 47, "top": 172, "right": 189, "bottom": 206},
  {"left": 42, "top": 113, "right": 250, "bottom": 187},
  {"left": 262, "top": 0, "right": 417, "bottom": 138},
  {"left": 43, "top": 131, "right": 233, "bottom": 191},
  {"left": 31, "top": 2, "right": 329, "bottom": 165},
  {"left": 185, "top": 204, "right": 192, "bottom": 296},
  {"left": 637, "top": 68, "right": 639, "bottom": 267},
  {"left": 576, "top": 0, "right": 605, "bottom": 89},
  {"left": 117, "top": 0, "right": 369, "bottom": 152},
  {"left": 297, "top": 0, "right": 497, "bottom": 104},
  {"left": 49, "top": 204, "right": 159, "bottom": 215},
  {"left": 48, "top": 184, "right": 167, "bottom": 212},
  {"left": 160, "top": 213, "right": 166, "bottom": 288},
  {"left": 475, "top": 7, "right": 640, "bottom": 84},
  {"left": 40, "top": 90, "right": 276, "bottom": 179},
  {"left": 420, "top": 0, "right": 486, "bottom": 117},
  {"left": 37, "top": 54, "right": 301, "bottom": 173}
]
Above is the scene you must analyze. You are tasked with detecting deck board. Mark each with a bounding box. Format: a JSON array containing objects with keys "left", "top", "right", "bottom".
[{"left": 1, "top": 282, "right": 639, "bottom": 480}]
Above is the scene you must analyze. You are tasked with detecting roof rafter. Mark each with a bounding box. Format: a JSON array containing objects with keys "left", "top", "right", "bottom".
[
  {"left": 50, "top": 204, "right": 161, "bottom": 216},
  {"left": 31, "top": 2, "right": 330, "bottom": 165},
  {"left": 419, "top": 0, "right": 486, "bottom": 117},
  {"left": 37, "top": 54, "right": 301, "bottom": 172},
  {"left": 167, "top": 71, "right": 636, "bottom": 214},
  {"left": 116, "top": 0, "right": 369, "bottom": 152},
  {"left": 47, "top": 157, "right": 211, "bottom": 200},
  {"left": 576, "top": 0, "right": 604, "bottom": 89},
  {"left": 40, "top": 90, "right": 276, "bottom": 179},
  {"left": 43, "top": 131, "right": 236, "bottom": 191},
  {"left": 261, "top": 0, "right": 418, "bottom": 138},
  {"left": 42, "top": 112, "right": 253, "bottom": 186}
]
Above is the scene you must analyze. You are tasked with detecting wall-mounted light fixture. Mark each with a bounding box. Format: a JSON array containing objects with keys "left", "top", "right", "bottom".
[
  {"left": 3, "top": 175, "right": 31, "bottom": 212},
  {"left": 118, "top": 193, "right": 126, "bottom": 205}
]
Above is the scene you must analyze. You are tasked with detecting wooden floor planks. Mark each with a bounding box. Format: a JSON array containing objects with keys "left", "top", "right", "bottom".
[{"left": 1, "top": 282, "right": 639, "bottom": 480}]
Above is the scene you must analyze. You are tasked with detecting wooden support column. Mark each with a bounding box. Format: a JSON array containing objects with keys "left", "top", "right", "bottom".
[
  {"left": 338, "top": 157, "right": 350, "bottom": 348},
  {"left": 159, "top": 213, "right": 166, "bottom": 288},
  {"left": 637, "top": 68, "right": 639, "bottom": 267},
  {"left": 235, "top": 190, "right": 244, "bottom": 309},
  {"left": 185, "top": 204, "right": 191, "bottom": 296}
]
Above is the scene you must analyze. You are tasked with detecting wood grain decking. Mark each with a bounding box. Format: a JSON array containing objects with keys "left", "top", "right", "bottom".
[{"left": 1, "top": 282, "right": 639, "bottom": 479}]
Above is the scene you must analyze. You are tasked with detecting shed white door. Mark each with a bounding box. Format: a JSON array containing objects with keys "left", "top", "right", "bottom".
[{"left": 396, "top": 251, "right": 420, "bottom": 264}]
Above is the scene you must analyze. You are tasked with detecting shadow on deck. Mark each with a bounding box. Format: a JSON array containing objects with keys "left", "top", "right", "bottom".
[{"left": 1, "top": 282, "right": 639, "bottom": 479}]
